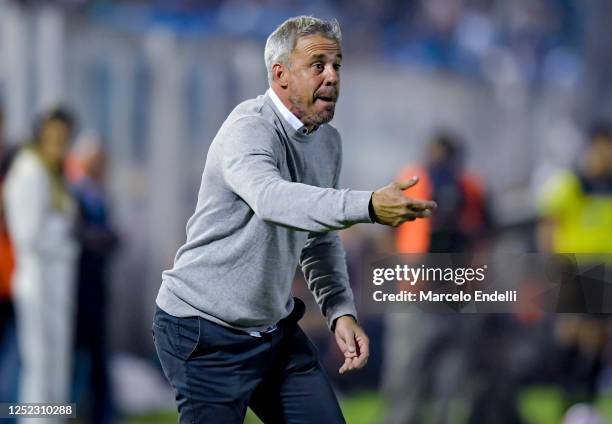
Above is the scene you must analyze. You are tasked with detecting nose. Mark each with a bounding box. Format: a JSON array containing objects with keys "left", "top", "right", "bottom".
[{"left": 324, "top": 64, "right": 339, "bottom": 86}]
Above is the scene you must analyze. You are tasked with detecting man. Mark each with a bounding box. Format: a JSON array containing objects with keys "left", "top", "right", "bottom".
[
  {"left": 538, "top": 122, "right": 612, "bottom": 412},
  {"left": 384, "top": 132, "right": 495, "bottom": 424},
  {"left": 395, "top": 131, "right": 488, "bottom": 254},
  {"left": 70, "top": 134, "right": 118, "bottom": 424},
  {"left": 153, "top": 16, "right": 436, "bottom": 423}
]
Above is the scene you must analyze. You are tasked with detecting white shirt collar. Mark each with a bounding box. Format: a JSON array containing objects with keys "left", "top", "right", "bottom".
[{"left": 267, "top": 88, "right": 309, "bottom": 134}]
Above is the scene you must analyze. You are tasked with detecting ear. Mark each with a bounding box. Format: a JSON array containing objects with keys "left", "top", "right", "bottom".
[{"left": 272, "top": 63, "right": 289, "bottom": 88}]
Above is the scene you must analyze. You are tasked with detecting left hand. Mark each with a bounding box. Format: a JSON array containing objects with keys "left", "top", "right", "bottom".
[{"left": 333, "top": 315, "right": 369, "bottom": 374}]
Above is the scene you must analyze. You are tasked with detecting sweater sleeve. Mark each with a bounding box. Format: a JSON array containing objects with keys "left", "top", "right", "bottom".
[
  {"left": 220, "top": 116, "right": 372, "bottom": 233},
  {"left": 300, "top": 231, "right": 358, "bottom": 331},
  {"left": 300, "top": 137, "right": 358, "bottom": 331}
]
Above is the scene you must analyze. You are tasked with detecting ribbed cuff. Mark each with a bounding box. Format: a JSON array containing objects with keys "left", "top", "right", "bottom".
[
  {"left": 344, "top": 190, "right": 375, "bottom": 224},
  {"left": 368, "top": 194, "right": 377, "bottom": 223}
]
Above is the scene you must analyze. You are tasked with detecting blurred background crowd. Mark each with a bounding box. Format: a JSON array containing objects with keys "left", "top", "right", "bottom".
[{"left": 0, "top": 0, "right": 611, "bottom": 423}]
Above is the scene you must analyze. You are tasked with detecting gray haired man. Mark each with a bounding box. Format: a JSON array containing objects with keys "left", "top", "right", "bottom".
[{"left": 153, "top": 16, "right": 436, "bottom": 423}]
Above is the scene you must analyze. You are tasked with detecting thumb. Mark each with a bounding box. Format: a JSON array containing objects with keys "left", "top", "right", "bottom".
[{"left": 396, "top": 176, "right": 419, "bottom": 191}]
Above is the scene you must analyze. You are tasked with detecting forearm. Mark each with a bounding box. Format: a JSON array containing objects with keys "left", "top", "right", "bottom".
[
  {"left": 251, "top": 177, "right": 373, "bottom": 232},
  {"left": 300, "top": 231, "right": 358, "bottom": 330}
]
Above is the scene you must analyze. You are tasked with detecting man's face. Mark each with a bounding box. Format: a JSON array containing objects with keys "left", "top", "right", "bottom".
[{"left": 284, "top": 34, "right": 342, "bottom": 129}]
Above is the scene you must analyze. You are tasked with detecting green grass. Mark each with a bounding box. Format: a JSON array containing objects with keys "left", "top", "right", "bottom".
[
  {"left": 520, "top": 386, "right": 565, "bottom": 424},
  {"left": 126, "top": 387, "right": 612, "bottom": 424},
  {"left": 520, "top": 386, "right": 612, "bottom": 424},
  {"left": 126, "top": 390, "right": 384, "bottom": 424},
  {"left": 245, "top": 391, "right": 383, "bottom": 423}
]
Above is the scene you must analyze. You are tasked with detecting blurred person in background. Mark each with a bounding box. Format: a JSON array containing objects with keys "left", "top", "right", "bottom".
[
  {"left": 538, "top": 122, "right": 612, "bottom": 413},
  {"left": 538, "top": 121, "right": 612, "bottom": 254},
  {"left": 395, "top": 131, "right": 488, "bottom": 254},
  {"left": 153, "top": 15, "right": 436, "bottom": 423},
  {"left": 381, "top": 132, "right": 516, "bottom": 424},
  {"left": 69, "top": 133, "right": 119, "bottom": 424},
  {"left": 0, "top": 104, "right": 16, "bottom": 320},
  {"left": 0, "top": 104, "right": 20, "bottom": 405},
  {"left": 3, "top": 107, "right": 79, "bottom": 421}
]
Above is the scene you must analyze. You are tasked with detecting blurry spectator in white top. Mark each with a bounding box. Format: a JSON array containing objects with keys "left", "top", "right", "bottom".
[{"left": 3, "top": 107, "right": 79, "bottom": 421}]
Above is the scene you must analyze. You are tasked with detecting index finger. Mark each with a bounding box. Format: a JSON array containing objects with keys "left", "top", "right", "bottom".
[
  {"left": 405, "top": 198, "right": 437, "bottom": 211},
  {"left": 339, "top": 357, "right": 352, "bottom": 374},
  {"left": 356, "top": 336, "right": 369, "bottom": 358}
]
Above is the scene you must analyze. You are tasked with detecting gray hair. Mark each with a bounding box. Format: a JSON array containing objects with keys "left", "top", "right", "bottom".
[{"left": 264, "top": 16, "right": 342, "bottom": 84}]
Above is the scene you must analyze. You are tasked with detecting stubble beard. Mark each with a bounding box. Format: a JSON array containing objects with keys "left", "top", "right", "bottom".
[{"left": 289, "top": 92, "right": 335, "bottom": 128}]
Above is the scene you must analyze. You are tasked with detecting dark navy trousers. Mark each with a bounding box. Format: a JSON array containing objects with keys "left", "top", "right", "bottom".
[{"left": 152, "top": 300, "right": 346, "bottom": 424}]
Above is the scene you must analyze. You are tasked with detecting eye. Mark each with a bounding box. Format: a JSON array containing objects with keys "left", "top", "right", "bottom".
[
  {"left": 312, "top": 62, "right": 324, "bottom": 72},
  {"left": 334, "top": 63, "right": 342, "bottom": 71}
]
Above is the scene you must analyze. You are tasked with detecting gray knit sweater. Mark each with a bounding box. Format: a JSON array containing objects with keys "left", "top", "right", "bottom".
[{"left": 156, "top": 92, "right": 373, "bottom": 332}]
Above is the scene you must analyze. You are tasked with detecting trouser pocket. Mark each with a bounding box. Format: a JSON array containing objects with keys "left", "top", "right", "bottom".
[{"left": 152, "top": 307, "right": 200, "bottom": 362}]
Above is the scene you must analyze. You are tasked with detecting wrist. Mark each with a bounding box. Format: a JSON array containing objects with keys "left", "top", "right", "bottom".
[
  {"left": 333, "top": 314, "right": 356, "bottom": 332},
  {"left": 368, "top": 193, "right": 377, "bottom": 223}
]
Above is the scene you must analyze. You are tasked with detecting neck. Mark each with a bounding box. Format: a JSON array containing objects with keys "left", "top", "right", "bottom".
[
  {"left": 271, "top": 84, "right": 292, "bottom": 112},
  {"left": 270, "top": 84, "right": 315, "bottom": 133}
]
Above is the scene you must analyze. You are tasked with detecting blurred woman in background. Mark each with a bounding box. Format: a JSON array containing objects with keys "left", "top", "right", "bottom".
[{"left": 3, "top": 107, "right": 79, "bottom": 421}]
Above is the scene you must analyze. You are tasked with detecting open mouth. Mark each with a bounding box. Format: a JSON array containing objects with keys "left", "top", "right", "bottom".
[{"left": 316, "top": 96, "right": 336, "bottom": 104}]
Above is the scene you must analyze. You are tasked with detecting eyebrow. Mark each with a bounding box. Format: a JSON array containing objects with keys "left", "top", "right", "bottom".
[{"left": 310, "top": 53, "right": 342, "bottom": 61}]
